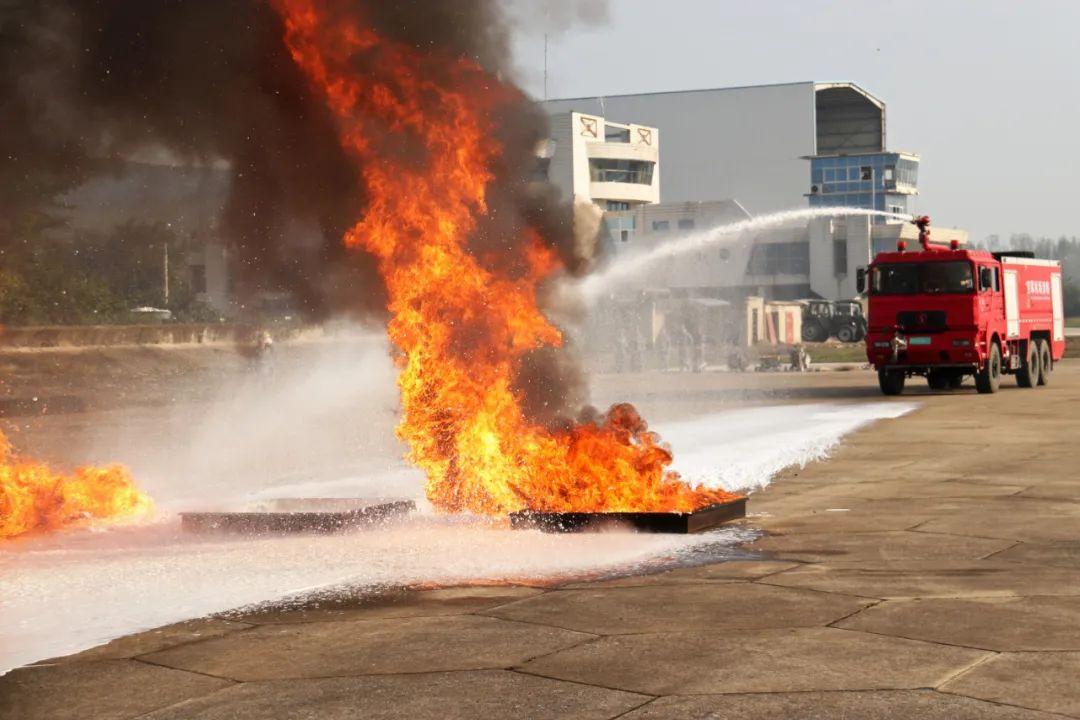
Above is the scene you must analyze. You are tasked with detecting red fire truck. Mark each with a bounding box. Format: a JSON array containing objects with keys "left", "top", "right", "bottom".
[{"left": 859, "top": 217, "right": 1066, "bottom": 395}]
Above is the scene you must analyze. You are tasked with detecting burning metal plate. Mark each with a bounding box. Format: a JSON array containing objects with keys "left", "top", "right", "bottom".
[
  {"left": 508, "top": 497, "right": 747, "bottom": 534},
  {"left": 180, "top": 498, "right": 415, "bottom": 535}
]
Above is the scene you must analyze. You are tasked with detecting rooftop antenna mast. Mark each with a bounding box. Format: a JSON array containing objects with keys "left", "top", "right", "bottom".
[{"left": 543, "top": 33, "right": 549, "bottom": 101}]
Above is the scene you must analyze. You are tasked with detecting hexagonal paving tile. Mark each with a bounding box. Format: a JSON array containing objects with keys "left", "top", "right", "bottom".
[
  {"left": 558, "top": 561, "right": 799, "bottom": 589},
  {"left": 915, "top": 499, "right": 1080, "bottom": 543},
  {"left": 837, "top": 596, "right": 1080, "bottom": 651},
  {"left": 992, "top": 541, "right": 1080, "bottom": 569},
  {"left": 621, "top": 689, "right": 1058, "bottom": 719},
  {"left": 941, "top": 652, "right": 1080, "bottom": 718},
  {"left": 141, "top": 615, "right": 592, "bottom": 681},
  {"left": 227, "top": 585, "right": 543, "bottom": 624},
  {"left": 138, "top": 670, "right": 649, "bottom": 720},
  {"left": 750, "top": 530, "right": 1014, "bottom": 564},
  {"left": 45, "top": 619, "right": 252, "bottom": 664},
  {"left": 761, "top": 561, "right": 1080, "bottom": 599},
  {"left": 0, "top": 660, "right": 230, "bottom": 720},
  {"left": 484, "top": 582, "right": 872, "bottom": 635},
  {"left": 518, "top": 627, "right": 988, "bottom": 695}
]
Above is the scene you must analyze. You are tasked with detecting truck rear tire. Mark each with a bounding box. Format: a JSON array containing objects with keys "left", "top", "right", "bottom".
[
  {"left": 976, "top": 343, "right": 1002, "bottom": 394},
  {"left": 1017, "top": 341, "right": 1040, "bottom": 388},
  {"left": 1037, "top": 340, "right": 1052, "bottom": 386},
  {"left": 837, "top": 326, "right": 857, "bottom": 343},
  {"left": 878, "top": 369, "right": 906, "bottom": 396}
]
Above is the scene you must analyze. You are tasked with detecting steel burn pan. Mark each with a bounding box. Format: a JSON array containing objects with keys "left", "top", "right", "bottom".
[
  {"left": 180, "top": 498, "right": 415, "bottom": 535},
  {"left": 508, "top": 497, "right": 747, "bottom": 534}
]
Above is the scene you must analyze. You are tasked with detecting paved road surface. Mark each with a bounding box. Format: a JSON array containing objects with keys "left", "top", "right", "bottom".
[{"left": 4, "top": 363, "right": 1080, "bottom": 719}]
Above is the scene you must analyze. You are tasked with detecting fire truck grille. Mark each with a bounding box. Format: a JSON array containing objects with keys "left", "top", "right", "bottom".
[{"left": 897, "top": 310, "right": 947, "bottom": 332}]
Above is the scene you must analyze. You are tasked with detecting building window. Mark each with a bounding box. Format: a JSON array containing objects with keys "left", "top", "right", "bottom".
[
  {"left": 860, "top": 166, "right": 873, "bottom": 181},
  {"left": 620, "top": 230, "right": 630, "bottom": 243},
  {"left": 747, "top": 242, "right": 810, "bottom": 276},
  {"left": 604, "top": 126, "right": 631, "bottom": 143},
  {"left": 607, "top": 201, "right": 630, "bottom": 211},
  {"left": 834, "top": 239, "right": 848, "bottom": 276},
  {"left": 588, "top": 158, "right": 655, "bottom": 185},
  {"left": 190, "top": 265, "right": 207, "bottom": 294},
  {"left": 677, "top": 219, "right": 695, "bottom": 231},
  {"left": 652, "top": 220, "right": 670, "bottom": 232}
]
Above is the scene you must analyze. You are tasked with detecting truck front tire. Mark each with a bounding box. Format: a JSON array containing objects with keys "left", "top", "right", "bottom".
[
  {"left": 1037, "top": 340, "right": 1052, "bottom": 386},
  {"left": 1017, "top": 341, "right": 1040, "bottom": 388},
  {"left": 976, "top": 343, "right": 1002, "bottom": 394},
  {"left": 878, "top": 369, "right": 906, "bottom": 396}
]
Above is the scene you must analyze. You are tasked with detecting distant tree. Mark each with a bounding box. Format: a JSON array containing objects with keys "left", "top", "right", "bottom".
[{"left": 0, "top": 220, "right": 214, "bottom": 325}]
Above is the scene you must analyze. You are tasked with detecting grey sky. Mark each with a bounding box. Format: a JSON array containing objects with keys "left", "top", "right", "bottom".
[{"left": 510, "top": 0, "right": 1080, "bottom": 243}]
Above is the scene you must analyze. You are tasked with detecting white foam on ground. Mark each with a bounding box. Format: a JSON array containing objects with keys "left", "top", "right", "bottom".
[
  {"left": 0, "top": 400, "right": 913, "bottom": 674},
  {"left": 665, "top": 402, "right": 916, "bottom": 492}
]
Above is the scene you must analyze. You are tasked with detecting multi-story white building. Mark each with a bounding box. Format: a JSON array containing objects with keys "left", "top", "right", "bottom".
[
  {"left": 547, "top": 82, "right": 970, "bottom": 303},
  {"left": 544, "top": 82, "right": 889, "bottom": 217},
  {"left": 542, "top": 112, "right": 660, "bottom": 212}
]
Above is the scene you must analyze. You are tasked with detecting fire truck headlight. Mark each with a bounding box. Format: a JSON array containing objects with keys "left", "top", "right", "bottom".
[{"left": 952, "top": 339, "right": 972, "bottom": 347}]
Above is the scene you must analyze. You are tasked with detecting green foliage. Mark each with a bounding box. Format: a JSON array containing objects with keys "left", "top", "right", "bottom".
[
  {"left": 1063, "top": 279, "right": 1080, "bottom": 318},
  {"left": 0, "top": 220, "right": 209, "bottom": 326}
]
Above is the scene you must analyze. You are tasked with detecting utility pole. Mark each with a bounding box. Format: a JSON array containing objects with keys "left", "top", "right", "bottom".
[
  {"left": 543, "top": 34, "right": 549, "bottom": 101},
  {"left": 163, "top": 242, "right": 170, "bottom": 307}
]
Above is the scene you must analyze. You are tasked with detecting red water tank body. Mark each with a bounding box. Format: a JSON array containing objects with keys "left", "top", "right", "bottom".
[{"left": 864, "top": 217, "right": 1066, "bottom": 395}]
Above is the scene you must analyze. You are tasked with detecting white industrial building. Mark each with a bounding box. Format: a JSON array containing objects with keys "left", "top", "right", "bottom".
[
  {"left": 548, "top": 81, "right": 970, "bottom": 303},
  {"left": 541, "top": 111, "right": 660, "bottom": 211},
  {"left": 544, "top": 81, "right": 898, "bottom": 216}
]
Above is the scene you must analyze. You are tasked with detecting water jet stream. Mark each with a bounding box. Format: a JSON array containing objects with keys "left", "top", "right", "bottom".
[{"left": 579, "top": 207, "right": 911, "bottom": 299}]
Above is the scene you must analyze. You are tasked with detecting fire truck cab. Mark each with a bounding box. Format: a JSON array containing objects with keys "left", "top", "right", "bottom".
[{"left": 859, "top": 217, "right": 1066, "bottom": 395}]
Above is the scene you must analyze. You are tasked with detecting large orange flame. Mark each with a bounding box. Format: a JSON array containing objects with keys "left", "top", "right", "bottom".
[
  {"left": 277, "top": 1, "right": 739, "bottom": 515},
  {"left": 0, "top": 430, "right": 153, "bottom": 540}
]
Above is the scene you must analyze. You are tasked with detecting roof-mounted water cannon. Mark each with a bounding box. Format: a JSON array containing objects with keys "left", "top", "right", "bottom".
[{"left": 911, "top": 215, "right": 950, "bottom": 252}]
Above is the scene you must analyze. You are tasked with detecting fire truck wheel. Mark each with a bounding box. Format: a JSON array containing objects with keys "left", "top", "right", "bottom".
[
  {"left": 1037, "top": 340, "right": 1052, "bottom": 386},
  {"left": 976, "top": 343, "right": 1002, "bottom": 394},
  {"left": 878, "top": 369, "right": 905, "bottom": 395},
  {"left": 1017, "top": 341, "right": 1040, "bottom": 388}
]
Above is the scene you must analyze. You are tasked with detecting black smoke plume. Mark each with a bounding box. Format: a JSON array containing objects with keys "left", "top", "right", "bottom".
[{"left": 0, "top": 0, "right": 606, "bottom": 421}]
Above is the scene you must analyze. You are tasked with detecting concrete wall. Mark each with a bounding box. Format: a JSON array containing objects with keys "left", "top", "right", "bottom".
[
  {"left": 0, "top": 324, "right": 312, "bottom": 349},
  {"left": 544, "top": 83, "right": 817, "bottom": 216},
  {"left": 809, "top": 216, "right": 871, "bottom": 301}
]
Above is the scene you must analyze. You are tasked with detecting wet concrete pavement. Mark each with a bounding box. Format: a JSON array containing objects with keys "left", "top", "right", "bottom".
[{"left": 4, "top": 363, "right": 1080, "bottom": 719}]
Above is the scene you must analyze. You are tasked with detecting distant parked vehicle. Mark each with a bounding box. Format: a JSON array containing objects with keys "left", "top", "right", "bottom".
[
  {"left": 833, "top": 300, "right": 868, "bottom": 343},
  {"left": 800, "top": 300, "right": 866, "bottom": 343}
]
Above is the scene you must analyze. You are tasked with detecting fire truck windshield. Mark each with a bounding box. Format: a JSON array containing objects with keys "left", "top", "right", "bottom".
[{"left": 872, "top": 261, "right": 974, "bottom": 295}]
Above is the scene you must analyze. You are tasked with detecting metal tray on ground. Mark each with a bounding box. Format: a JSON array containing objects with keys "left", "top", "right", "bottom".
[
  {"left": 180, "top": 498, "right": 415, "bottom": 535},
  {"left": 508, "top": 497, "right": 747, "bottom": 534}
]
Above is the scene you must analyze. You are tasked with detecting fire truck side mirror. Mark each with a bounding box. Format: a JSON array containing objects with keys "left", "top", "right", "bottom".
[{"left": 856, "top": 268, "right": 867, "bottom": 294}]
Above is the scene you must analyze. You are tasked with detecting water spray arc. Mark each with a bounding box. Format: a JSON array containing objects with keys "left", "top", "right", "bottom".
[{"left": 579, "top": 207, "right": 912, "bottom": 299}]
